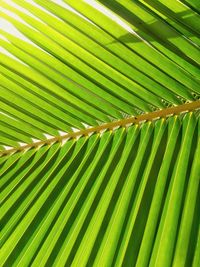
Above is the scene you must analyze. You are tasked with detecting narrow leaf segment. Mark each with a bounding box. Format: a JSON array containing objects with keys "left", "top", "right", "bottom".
[{"left": 1, "top": 112, "right": 199, "bottom": 267}]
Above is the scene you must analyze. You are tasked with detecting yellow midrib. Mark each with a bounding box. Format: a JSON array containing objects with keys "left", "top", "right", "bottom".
[{"left": 1, "top": 100, "right": 200, "bottom": 156}]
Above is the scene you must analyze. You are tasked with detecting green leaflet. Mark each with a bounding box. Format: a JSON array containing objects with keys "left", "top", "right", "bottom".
[
  {"left": 173, "top": 115, "right": 200, "bottom": 266},
  {"left": 136, "top": 115, "right": 181, "bottom": 267},
  {"left": 0, "top": 112, "right": 47, "bottom": 143},
  {"left": 149, "top": 112, "right": 197, "bottom": 267},
  {"left": 0, "top": 1, "right": 200, "bottom": 266},
  {"left": 1, "top": 114, "right": 199, "bottom": 266},
  {"left": 64, "top": 0, "right": 200, "bottom": 95},
  {"left": 0, "top": 0, "right": 200, "bottom": 149},
  {"left": 106, "top": 0, "right": 200, "bottom": 78}
]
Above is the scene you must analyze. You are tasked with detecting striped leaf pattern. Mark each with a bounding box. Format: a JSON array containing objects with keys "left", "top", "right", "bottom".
[
  {"left": 0, "top": 0, "right": 200, "bottom": 150},
  {"left": 0, "top": 1, "right": 200, "bottom": 267},
  {"left": 1, "top": 113, "right": 200, "bottom": 266}
]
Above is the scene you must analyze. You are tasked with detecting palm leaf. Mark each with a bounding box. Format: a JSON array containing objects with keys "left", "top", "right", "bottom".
[{"left": 0, "top": 0, "right": 200, "bottom": 266}]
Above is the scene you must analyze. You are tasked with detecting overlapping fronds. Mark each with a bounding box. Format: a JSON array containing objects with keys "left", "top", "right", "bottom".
[
  {"left": 0, "top": 1, "right": 200, "bottom": 267},
  {"left": 1, "top": 112, "right": 200, "bottom": 266},
  {"left": 0, "top": 0, "right": 200, "bottom": 151}
]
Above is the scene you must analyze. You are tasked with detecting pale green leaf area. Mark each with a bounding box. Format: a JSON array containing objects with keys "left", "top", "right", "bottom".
[
  {"left": 0, "top": 0, "right": 200, "bottom": 266},
  {"left": 0, "top": 0, "right": 200, "bottom": 150}
]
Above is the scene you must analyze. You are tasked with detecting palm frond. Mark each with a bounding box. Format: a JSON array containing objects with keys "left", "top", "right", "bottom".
[
  {"left": 0, "top": 0, "right": 200, "bottom": 150},
  {"left": 0, "top": 1, "right": 200, "bottom": 266},
  {"left": 1, "top": 112, "right": 200, "bottom": 266}
]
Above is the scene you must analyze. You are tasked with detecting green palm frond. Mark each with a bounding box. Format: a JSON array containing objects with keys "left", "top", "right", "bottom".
[
  {"left": 1, "top": 0, "right": 200, "bottom": 150},
  {"left": 1, "top": 112, "right": 200, "bottom": 266},
  {"left": 0, "top": 0, "right": 200, "bottom": 266}
]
